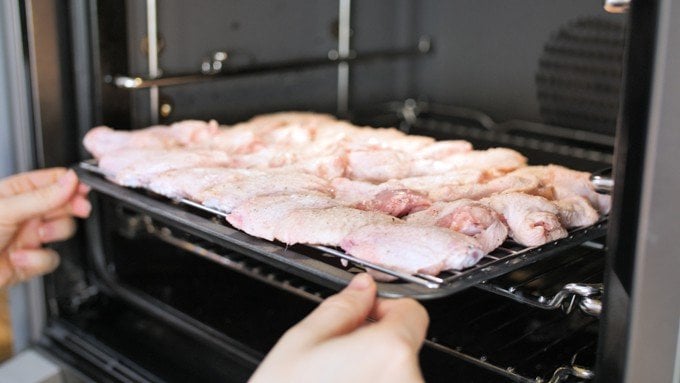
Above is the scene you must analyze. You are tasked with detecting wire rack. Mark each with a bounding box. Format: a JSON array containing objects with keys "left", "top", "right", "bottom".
[
  {"left": 77, "top": 161, "right": 608, "bottom": 300},
  {"left": 111, "top": 202, "right": 599, "bottom": 383}
]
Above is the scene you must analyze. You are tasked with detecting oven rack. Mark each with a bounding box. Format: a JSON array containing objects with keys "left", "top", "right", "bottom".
[
  {"left": 110, "top": 38, "right": 432, "bottom": 90},
  {"left": 110, "top": 205, "right": 598, "bottom": 383},
  {"left": 400, "top": 107, "right": 614, "bottom": 164},
  {"left": 77, "top": 162, "right": 608, "bottom": 299},
  {"left": 119, "top": 193, "right": 605, "bottom": 317},
  {"left": 102, "top": 186, "right": 600, "bottom": 383},
  {"left": 423, "top": 340, "right": 595, "bottom": 383},
  {"left": 476, "top": 242, "right": 606, "bottom": 317},
  {"left": 128, "top": 212, "right": 336, "bottom": 304}
]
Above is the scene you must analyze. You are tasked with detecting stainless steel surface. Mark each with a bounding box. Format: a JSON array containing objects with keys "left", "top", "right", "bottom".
[
  {"left": 579, "top": 297, "right": 602, "bottom": 317},
  {"left": 336, "top": 0, "right": 351, "bottom": 116},
  {"left": 146, "top": 0, "right": 159, "bottom": 125},
  {"left": 548, "top": 365, "right": 595, "bottom": 383},
  {"left": 624, "top": 0, "right": 680, "bottom": 380},
  {"left": 110, "top": 44, "right": 429, "bottom": 90},
  {"left": 591, "top": 175, "right": 614, "bottom": 193},
  {"left": 477, "top": 282, "right": 603, "bottom": 317},
  {"left": 603, "top": 0, "right": 630, "bottom": 13}
]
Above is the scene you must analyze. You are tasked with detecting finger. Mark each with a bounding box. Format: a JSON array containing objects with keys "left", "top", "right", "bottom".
[
  {"left": 8, "top": 248, "right": 60, "bottom": 283},
  {"left": 10, "top": 218, "right": 43, "bottom": 251},
  {"left": 77, "top": 183, "right": 91, "bottom": 195},
  {"left": 370, "top": 298, "right": 429, "bottom": 351},
  {"left": 41, "top": 194, "right": 92, "bottom": 221},
  {"left": 70, "top": 195, "right": 92, "bottom": 218},
  {"left": 287, "top": 273, "right": 377, "bottom": 345},
  {"left": 38, "top": 217, "right": 77, "bottom": 243},
  {"left": 0, "top": 168, "right": 68, "bottom": 197},
  {"left": 2, "top": 169, "right": 79, "bottom": 223}
]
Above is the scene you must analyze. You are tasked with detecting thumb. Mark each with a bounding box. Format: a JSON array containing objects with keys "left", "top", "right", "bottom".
[
  {"left": 2, "top": 170, "right": 78, "bottom": 223},
  {"left": 288, "top": 273, "right": 377, "bottom": 346}
]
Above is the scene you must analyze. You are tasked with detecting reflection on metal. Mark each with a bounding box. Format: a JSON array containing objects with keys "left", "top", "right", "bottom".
[
  {"left": 603, "top": 0, "right": 630, "bottom": 13},
  {"left": 591, "top": 173, "right": 614, "bottom": 193},
  {"left": 548, "top": 365, "right": 595, "bottom": 383},
  {"left": 110, "top": 45, "right": 429, "bottom": 90},
  {"left": 478, "top": 282, "right": 604, "bottom": 317},
  {"left": 336, "top": 0, "right": 351, "bottom": 116},
  {"left": 201, "top": 51, "right": 229, "bottom": 74},
  {"left": 146, "top": 0, "right": 159, "bottom": 124}
]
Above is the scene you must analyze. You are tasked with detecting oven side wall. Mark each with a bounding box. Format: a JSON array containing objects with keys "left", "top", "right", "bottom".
[{"left": 621, "top": 0, "right": 680, "bottom": 380}]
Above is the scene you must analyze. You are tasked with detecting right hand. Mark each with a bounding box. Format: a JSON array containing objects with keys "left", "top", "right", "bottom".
[{"left": 249, "top": 273, "right": 430, "bottom": 383}]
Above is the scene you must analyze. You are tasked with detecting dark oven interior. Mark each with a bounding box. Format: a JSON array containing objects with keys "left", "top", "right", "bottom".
[{"left": 38, "top": 1, "right": 628, "bottom": 382}]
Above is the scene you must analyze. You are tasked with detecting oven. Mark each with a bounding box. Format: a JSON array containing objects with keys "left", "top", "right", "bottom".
[{"left": 2, "top": 0, "right": 679, "bottom": 382}]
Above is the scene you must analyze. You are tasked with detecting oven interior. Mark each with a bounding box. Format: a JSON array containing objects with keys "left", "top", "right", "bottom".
[{"left": 39, "top": 1, "right": 627, "bottom": 382}]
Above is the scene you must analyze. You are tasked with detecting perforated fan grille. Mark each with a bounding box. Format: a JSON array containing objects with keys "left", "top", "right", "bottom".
[{"left": 537, "top": 17, "right": 626, "bottom": 135}]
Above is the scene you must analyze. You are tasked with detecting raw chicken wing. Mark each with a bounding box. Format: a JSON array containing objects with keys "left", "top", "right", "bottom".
[
  {"left": 340, "top": 223, "right": 485, "bottom": 277},
  {"left": 226, "top": 193, "right": 337, "bottom": 241},
  {"left": 406, "top": 200, "right": 508, "bottom": 253},
  {"left": 482, "top": 192, "right": 568, "bottom": 247},
  {"left": 274, "top": 207, "right": 400, "bottom": 246},
  {"left": 99, "top": 148, "right": 231, "bottom": 188}
]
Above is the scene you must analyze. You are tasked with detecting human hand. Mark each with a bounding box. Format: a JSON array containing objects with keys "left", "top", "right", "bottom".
[
  {"left": 0, "top": 168, "right": 91, "bottom": 287},
  {"left": 249, "top": 273, "right": 429, "bottom": 383}
]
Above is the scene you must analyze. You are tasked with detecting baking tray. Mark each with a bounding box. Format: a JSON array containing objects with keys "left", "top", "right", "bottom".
[{"left": 76, "top": 161, "right": 608, "bottom": 299}]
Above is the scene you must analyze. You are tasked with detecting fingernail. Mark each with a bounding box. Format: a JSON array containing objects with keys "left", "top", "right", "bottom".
[
  {"left": 58, "top": 169, "right": 76, "bottom": 187},
  {"left": 347, "top": 273, "right": 372, "bottom": 290}
]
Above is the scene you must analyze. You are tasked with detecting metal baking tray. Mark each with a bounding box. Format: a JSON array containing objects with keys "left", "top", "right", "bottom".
[{"left": 76, "top": 161, "right": 608, "bottom": 299}]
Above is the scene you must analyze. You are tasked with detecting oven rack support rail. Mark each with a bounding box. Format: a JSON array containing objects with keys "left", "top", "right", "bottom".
[
  {"left": 111, "top": 209, "right": 598, "bottom": 383},
  {"left": 423, "top": 339, "right": 594, "bottom": 383},
  {"left": 109, "top": 37, "right": 432, "bottom": 90},
  {"left": 77, "top": 162, "right": 608, "bottom": 300},
  {"left": 477, "top": 280, "right": 603, "bottom": 317}
]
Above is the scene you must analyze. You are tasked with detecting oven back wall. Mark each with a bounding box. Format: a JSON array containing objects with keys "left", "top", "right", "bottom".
[
  {"left": 414, "top": 0, "right": 627, "bottom": 128},
  {"left": 122, "top": 0, "right": 417, "bottom": 127}
]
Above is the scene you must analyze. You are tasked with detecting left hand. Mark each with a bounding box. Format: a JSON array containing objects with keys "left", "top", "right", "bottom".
[{"left": 0, "top": 168, "right": 91, "bottom": 287}]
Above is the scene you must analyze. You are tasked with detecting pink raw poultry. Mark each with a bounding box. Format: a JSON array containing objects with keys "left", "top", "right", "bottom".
[
  {"left": 201, "top": 171, "right": 331, "bottom": 213},
  {"left": 482, "top": 192, "right": 568, "bottom": 247},
  {"left": 340, "top": 223, "right": 485, "bottom": 278},
  {"left": 405, "top": 200, "right": 508, "bottom": 253},
  {"left": 98, "top": 148, "right": 231, "bottom": 188},
  {"left": 511, "top": 165, "right": 611, "bottom": 214},
  {"left": 274, "top": 206, "right": 400, "bottom": 246},
  {"left": 226, "top": 193, "right": 338, "bottom": 241}
]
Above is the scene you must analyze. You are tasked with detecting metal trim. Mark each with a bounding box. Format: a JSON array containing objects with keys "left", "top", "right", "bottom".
[{"left": 623, "top": 0, "right": 680, "bottom": 380}]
